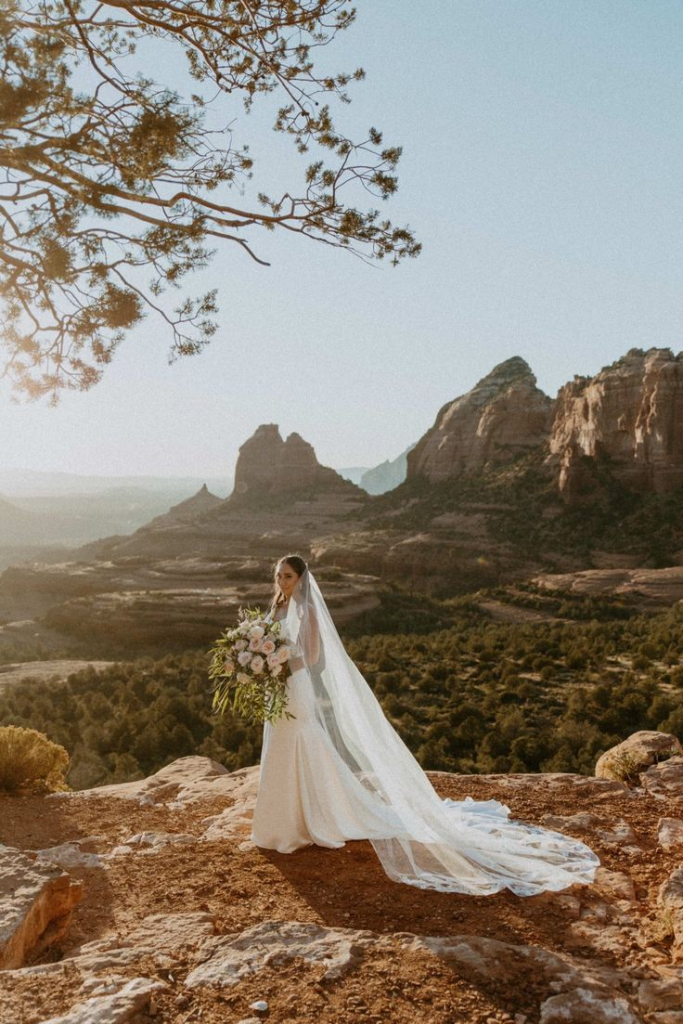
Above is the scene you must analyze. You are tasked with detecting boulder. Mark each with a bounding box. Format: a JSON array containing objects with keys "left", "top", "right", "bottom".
[
  {"left": 0, "top": 845, "right": 82, "bottom": 969},
  {"left": 595, "top": 732, "right": 682, "bottom": 783}
]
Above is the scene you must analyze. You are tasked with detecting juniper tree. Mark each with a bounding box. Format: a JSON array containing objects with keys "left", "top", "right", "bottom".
[{"left": 0, "top": 0, "right": 420, "bottom": 399}]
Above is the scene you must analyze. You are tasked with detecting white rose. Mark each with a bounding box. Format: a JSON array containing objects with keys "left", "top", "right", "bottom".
[
  {"left": 251, "top": 655, "right": 265, "bottom": 674},
  {"left": 237, "top": 651, "right": 251, "bottom": 667},
  {"left": 248, "top": 637, "right": 262, "bottom": 652},
  {"left": 261, "top": 639, "right": 276, "bottom": 655},
  {"left": 277, "top": 646, "right": 291, "bottom": 663},
  {"left": 249, "top": 625, "right": 265, "bottom": 640},
  {"left": 234, "top": 639, "right": 247, "bottom": 651},
  {"left": 267, "top": 652, "right": 280, "bottom": 668}
]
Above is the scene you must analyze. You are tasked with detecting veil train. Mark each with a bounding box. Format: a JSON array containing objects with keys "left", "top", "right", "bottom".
[{"left": 282, "top": 569, "right": 599, "bottom": 896}]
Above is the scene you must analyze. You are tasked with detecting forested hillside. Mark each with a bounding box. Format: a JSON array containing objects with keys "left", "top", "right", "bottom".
[{"left": 1, "top": 585, "right": 680, "bottom": 789}]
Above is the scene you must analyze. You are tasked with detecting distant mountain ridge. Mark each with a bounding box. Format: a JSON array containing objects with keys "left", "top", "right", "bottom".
[
  {"left": 0, "top": 468, "right": 232, "bottom": 498},
  {"left": 361, "top": 445, "right": 416, "bottom": 495},
  {"left": 2, "top": 346, "right": 682, "bottom": 609}
]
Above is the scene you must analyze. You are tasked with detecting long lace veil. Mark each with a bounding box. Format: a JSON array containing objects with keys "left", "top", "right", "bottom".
[{"left": 283, "top": 568, "right": 599, "bottom": 895}]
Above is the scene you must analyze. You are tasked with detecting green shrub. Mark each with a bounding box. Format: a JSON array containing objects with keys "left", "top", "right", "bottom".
[{"left": 0, "top": 726, "right": 70, "bottom": 793}]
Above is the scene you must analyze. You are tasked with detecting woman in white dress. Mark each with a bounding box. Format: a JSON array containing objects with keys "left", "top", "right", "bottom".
[{"left": 251, "top": 555, "right": 599, "bottom": 896}]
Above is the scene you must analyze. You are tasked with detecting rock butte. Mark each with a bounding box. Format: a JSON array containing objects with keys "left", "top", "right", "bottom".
[
  {"left": 229, "top": 424, "right": 365, "bottom": 503},
  {"left": 408, "top": 356, "right": 555, "bottom": 482}
]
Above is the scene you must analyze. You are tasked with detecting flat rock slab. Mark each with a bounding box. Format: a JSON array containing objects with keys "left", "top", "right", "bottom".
[
  {"left": 201, "top": 769, "right": 260, "bottom": 840},
  {"left": 533, "top": 567, "right": 683, "bottom": 603},
  {"left": 186, "top": 919, "right": 374, "bottom": 988},
  {"left": 659, "top": 867, "right": 683, "bottom": 948},
  {"left": 185, "top": 918, "right": 648, "bottom": 1021},
  {"left": 39, "top": 977, "right": 166, "bottom": 1024},
  {"left": 539, "top": 989, "right": 644, "bottom": 1024},
  {"left": 124, "top": 912, "right": 216, "bottom": 955},
  {"left": 35, "top": 841, "right": 105, "bottom": 870},
  {"left": 594, "top": 867, "right": 636, "bottom": 902},
  {"left": 438, "top": 771, "right": 626, "bottom": 797},
  {"left": 50, "top": 757, "right": 259, "bottom": 808},
  {"left": 638, "top": 973, "right": 683, "bottom": 1014},
  {"left": 642, "top": 758, "right": 683, "bottom": 798},
  {"left": 658, "top": 819, "right": 683, "bottom": 852},
  {"left": 541, "top": 813, "right": 639, "bottom": 847},
  {"left": 109, "top": 831, "right": 198, "bottom": 856},
  {"left": 0, "top": 844, "right": 82, "bottom": 969}
]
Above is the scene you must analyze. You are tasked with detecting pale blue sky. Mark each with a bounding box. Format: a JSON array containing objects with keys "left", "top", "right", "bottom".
[{"left": 3, "top": 0, "right": 682, "bottom": 481}]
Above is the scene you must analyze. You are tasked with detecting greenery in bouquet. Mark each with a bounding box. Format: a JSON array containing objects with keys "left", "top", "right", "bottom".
[{"left": 209, "top": 608, "right": 294, "bottom": 724}]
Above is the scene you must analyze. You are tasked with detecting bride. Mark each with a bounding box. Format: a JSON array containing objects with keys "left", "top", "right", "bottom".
[{"left": 251, "top": 555, "right": 599, "bottom": 895}]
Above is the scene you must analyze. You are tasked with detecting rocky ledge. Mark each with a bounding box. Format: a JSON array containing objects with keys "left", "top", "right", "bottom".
[{"left": 1, "top": 735, "right": 683, "bottom": 1023}]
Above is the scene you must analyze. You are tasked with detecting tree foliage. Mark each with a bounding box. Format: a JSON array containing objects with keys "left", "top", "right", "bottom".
[
  {"left": 1, "top": 589, "right": 681, "bottom": 788},
  {"left": 0, "top": 0, "right": 420, "bottom": 398}
]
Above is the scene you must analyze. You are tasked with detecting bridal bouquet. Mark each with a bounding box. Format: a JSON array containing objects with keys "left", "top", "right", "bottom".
[{"left": 208, "top": 608, "right": 294, "bottom": 724}]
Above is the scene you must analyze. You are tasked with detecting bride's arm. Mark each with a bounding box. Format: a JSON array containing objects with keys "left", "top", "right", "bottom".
[
  {"left": 302, "top": 607, "right": 320, "bottom": 665},
  {"left": 288, "top": 607, "right": 320, "bottom": 672}
]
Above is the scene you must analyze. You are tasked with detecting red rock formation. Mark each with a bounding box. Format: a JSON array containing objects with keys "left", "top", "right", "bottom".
[
  {"left": 407, "top": 357, "right": 554, "bottom": 482},
  {"left": 547, "top": 348, "right": 683, "bottom": 498},
  {"left": 230, "top": 424, "right": 364, "bottom": 501}
]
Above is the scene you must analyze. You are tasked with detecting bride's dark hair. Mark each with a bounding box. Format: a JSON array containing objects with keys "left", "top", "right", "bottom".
[{"left": 271, "top": 553, "right": 308, "bottom": 607}]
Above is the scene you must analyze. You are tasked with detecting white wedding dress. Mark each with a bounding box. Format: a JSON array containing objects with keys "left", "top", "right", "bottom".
[
  {"left": 251, "top": 572, "right": 599, "bottom": 896},
  {"left": 252, "top": 606, "right": 405, "bottom": 852}
]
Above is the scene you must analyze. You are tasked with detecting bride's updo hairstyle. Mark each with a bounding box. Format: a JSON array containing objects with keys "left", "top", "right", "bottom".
[{"left": 272, "top": 554, "right": 308, "bottom": 607}]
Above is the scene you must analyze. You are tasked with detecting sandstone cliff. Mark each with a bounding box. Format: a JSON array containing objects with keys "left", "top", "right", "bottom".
[
  {"left": 407, "top": 357, "right": 555, "bottom": 482},
  {"left": 547, "top": 347, "right": 683, "bottom": 498}
]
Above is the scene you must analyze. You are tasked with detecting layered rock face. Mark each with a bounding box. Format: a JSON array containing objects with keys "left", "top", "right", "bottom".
[
  {"left": 548, "top": 348, "right": 683, "bottom": 497},
  {"left": 230, "top": 424, "right": 364, "bottom": 502},
  {"left": 407, "top": 357, "right": 555, "bottom": 482}
]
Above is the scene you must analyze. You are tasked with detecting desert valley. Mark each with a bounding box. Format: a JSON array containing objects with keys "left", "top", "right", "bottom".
[{"left": 2, "top": 346, "right": 683, "bottom": 1024}]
